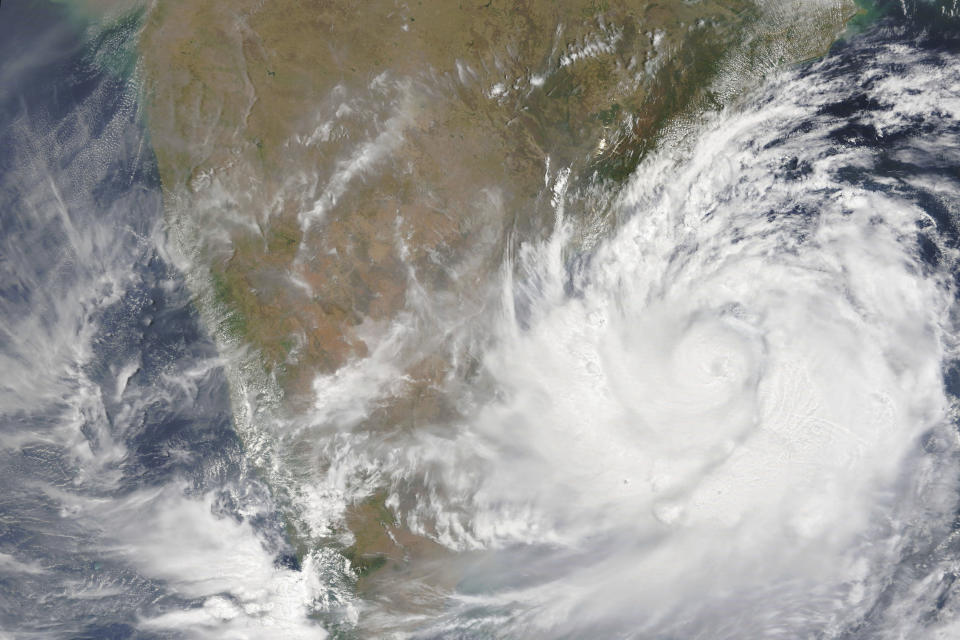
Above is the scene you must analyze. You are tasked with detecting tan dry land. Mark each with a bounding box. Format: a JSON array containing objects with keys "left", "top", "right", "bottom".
[
  {"left": 140, "top": 0, "right": 849, "bottom": 395},
  {"left": 137, "top": 0, "right": 855, "bottom": 624}
]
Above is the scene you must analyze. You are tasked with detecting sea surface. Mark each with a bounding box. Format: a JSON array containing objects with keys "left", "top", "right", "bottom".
[{"left": 0, "top": 3, "right": 316, "bottom": 638}]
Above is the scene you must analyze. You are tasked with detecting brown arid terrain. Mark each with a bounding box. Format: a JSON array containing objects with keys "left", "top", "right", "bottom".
[{"left": 123, "top": 0, "right": 856, "bottom": 629}]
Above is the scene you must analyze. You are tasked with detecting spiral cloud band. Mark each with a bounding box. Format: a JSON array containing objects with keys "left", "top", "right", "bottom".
[{"left": 372, "top": 22, "right": 960, "bottom": 639}]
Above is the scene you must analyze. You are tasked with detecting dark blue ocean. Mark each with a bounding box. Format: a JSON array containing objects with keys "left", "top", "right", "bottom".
[{"left": 0, "top": 3, "right": 300, "bottom": 637}]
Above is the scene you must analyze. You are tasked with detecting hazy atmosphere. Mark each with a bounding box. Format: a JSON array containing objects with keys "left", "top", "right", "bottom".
[{"left": 3, "top": 0, "right": 960, "bottom": 638}]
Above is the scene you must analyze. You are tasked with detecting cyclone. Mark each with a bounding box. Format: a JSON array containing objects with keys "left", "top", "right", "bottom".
[{"left": 357, "top": 19, "right": 960, "bottom": 639}]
